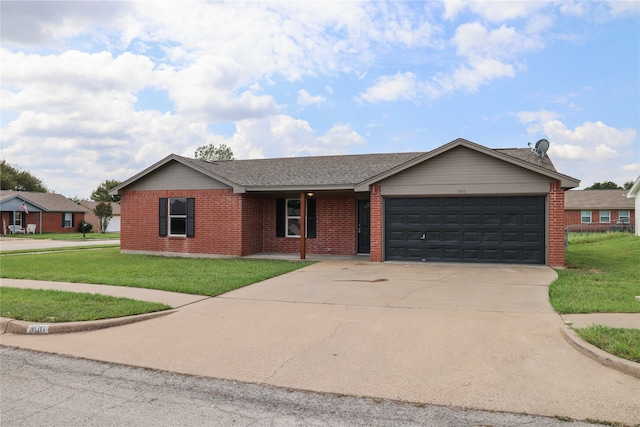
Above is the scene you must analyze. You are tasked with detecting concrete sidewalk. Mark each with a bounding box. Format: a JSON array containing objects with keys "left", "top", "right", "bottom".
[{"left": 1, "top": 263, "right": 639, "bottom": 425}]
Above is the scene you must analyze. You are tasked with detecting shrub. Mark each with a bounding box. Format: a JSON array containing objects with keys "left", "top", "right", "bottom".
[{"left": 78, "top": 221, "right": 93, "bottom": 233}]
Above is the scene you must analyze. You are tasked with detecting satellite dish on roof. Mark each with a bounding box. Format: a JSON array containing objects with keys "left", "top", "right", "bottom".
[{"left": 528, "top": 138, "right": 550, "bottom": 163}]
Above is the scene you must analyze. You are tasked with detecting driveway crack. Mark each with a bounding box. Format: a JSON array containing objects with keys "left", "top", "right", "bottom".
[{"left": 263, "top": 306, "right": 349, "bottom": 382}]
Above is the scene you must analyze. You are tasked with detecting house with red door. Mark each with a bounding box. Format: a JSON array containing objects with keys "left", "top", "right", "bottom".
[
  {"left": 111, "top": 138, "right": 580, "bottom": 266},
  {"left": 0, "top": 191, "right": 87, "bottom": 234},
  {"left": 565, "top": 189, "right": 636, "bottom": 232}
]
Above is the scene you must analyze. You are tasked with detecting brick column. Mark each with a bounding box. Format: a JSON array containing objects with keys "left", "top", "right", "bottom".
[
  {"left": 548, "top": 181, "right": 566, "bottom": 267},
  {"left": 369, "top": 184, "right": 383, "bottom": 262}
]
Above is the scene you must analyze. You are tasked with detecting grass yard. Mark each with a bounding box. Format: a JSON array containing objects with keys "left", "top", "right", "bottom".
[
  {"left": 4, "top": 232, "right": 120, "bottom": 240},
  {"left": 0, "top": 287, "right": 170, "bottom": 322},
  {"left": 549, "top": 233, "right": 640, "bottom": 314},
  {"left": 0, "top": 247, "right": 313, "bottom": 296},
  {"left": 575, "top": 325, "right": 640, "bottom": 363},
  {"left": 549, "top": 233, "right": 640, "bottom": 364}
]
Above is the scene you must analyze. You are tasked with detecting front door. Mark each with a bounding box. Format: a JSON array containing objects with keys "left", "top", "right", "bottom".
[{"left": 357, "top": 200, "right": 370, "bottom": 254}]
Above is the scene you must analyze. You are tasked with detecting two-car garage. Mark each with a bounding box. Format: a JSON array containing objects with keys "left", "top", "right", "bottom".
[{"left": 384, "top": 196, "right": 546, "bottom": 264}]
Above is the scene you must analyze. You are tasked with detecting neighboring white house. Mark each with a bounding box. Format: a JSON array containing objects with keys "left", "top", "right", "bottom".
[{"left": 627, "top": 176, "right": 640, "bottom": 236}]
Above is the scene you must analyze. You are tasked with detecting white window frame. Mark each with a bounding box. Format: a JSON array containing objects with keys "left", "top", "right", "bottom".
[
  {"left": 618, "top": 210, "right": 630, "bottom": 223},
  {"left": 580, "top": 210, "right": 591, "bottom": 224},
  {"left": 286, "top": 198, "right": 301, "bottom": 237},
  {"left": 599, "top": 210, "right": 610, "bottom": 223},
  {"left": 63, "top": 212, "right": 73, "bottom": 228},
  {"left": 168, "top": 198, "right": 187, "bottom": 236}
]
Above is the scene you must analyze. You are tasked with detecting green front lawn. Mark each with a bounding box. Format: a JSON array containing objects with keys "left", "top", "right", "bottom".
[
  {"left": 0, "top": 287, "right": 170, "bottom": 322},
  {"left": 549, "top": 233, "right": 640, "bottom": 314},
  {"left": 4, "top": 232, "right": 120, "bottom": 240},
  {"left": 549, "top": 233, "right": 640, "bottom": 363},
  {"left": 0, "top": 247, "right": 312, "bottom": 296},
  {"left": 575, "top": 325, "right": 640, "bottom": 363}
]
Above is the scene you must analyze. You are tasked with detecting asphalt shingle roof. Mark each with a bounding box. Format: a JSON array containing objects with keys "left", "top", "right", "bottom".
[
  {"left": 564, "top": 189, "right": 634, "bottom": 210},
  {"left": 178, "top": 147, "right": 550, "bottom": 189},
  {"left": 179, "top": 152, "right": 424, "bottom": 188},
  {"left": 0, "top": 191, "right": 87, "bottom": 212}
]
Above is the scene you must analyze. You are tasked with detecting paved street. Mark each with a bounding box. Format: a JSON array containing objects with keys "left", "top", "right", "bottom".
[{"left": 0, "top": 347, "right": 612, "bottom": 427}]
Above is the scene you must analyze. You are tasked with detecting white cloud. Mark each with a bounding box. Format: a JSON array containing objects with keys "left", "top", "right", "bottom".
[
  {"left": 442, "top": 1, "right": 550, "bottom": 22},
  {"left": 297, "top": 90, "right": 326, "bottom": 107},
  {"left": 605, "top": 0, "right": 640, "bottom": 16},
  {"left": 514, "top": 110, "right": 639, "bottom": 187},
  {"left": 358, "top": 72, "right": 418, "bottom": 103},
  {"left": 0, "top": 1, "right": 131, "bottom": 47},
  {"left": 202, "top": 115, "right": 366, "bottom": 160}
]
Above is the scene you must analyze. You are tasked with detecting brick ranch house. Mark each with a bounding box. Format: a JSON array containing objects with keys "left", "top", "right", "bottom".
[
  {"left": 0, "top": 191, "right": 88, "bottom": 234},
  {"left": 111, "top": 138, "right": 580, "bottom": 266},
  {"left": 564, "top": 189, "right": 636, "bottom": 232}
]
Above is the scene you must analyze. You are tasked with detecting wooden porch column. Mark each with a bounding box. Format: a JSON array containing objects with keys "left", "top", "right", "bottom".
[{"left": 299, "top": 191, "right": 306, "bottom": 259}]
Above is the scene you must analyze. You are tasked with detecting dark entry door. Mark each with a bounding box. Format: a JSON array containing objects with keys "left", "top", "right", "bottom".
[
  {"left": 357, "top": 200, "right": 370, "bottom": 254},
  {"left": 385, "top": 196, "right": 545, "bottom": 264}
]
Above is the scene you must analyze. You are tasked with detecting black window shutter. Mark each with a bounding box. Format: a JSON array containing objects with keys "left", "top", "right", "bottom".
[
  {"left": 275, "top": 199, "right": 285, "bottom": 237},
  {"left": 159, "top": 198, "right": 167, "bottom": 237},
  {"left": 186, "top": 198, "right": 195, "bottom": 238},
  {"left": 307, "top": 198, "right": 316, "bottom": 238},
  {"left": 71, "top": 213, "right": 74, "bottom": 228},
  {"left": 61, "top": 213, "right": 65, "bottom": 227}
]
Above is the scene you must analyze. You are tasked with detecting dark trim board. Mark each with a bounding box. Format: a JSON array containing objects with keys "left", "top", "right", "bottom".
[{"left": 384, "top": 196, "right": 546, "bottom": 264}]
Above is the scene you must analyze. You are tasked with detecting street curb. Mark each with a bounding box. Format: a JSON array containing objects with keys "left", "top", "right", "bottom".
[
  {"left": 0, "top": 309, "right": 176, "bottom": 335},
  {"left": 560, "top": 326, "right": 640, "bottom": 379}
]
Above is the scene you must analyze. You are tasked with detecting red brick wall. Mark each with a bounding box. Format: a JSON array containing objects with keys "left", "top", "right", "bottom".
[
  {"left": 120, "top": 189, "right": 245, "bottom": 256},
  {"left": 2, "top": 211, "right": 85, "bottom": 234},
  {"left": 263, "top": 195, "right": 357, "bottom": 256},
  {"left": 121, "top": 191, "right": 360, "bottom": 257},
  {"left": 241, "top": 196, "right": 265, "bottom": 256},
  {"left": 548, "top": 182, "right": 566, "bottom": 267},
  {"left": 369, "top": 185, "right": 383, "bottom": 262},
  {"left": 566, "top": 209, "right": 635, "bottom": 228}
]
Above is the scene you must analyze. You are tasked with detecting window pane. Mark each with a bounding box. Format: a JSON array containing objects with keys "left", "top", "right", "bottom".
[
  {"left": 170, "top": 218, "right": 186, "bottom": 235},
  {"left": 581, "top": 211, "right": 590, "bottom": 223},
  {"left": 64, "top": 213, "right": 72, "bottom": 227},
  {"left": 287, "top": 199, "right": 300, "bottom": 216},
  {"left": 600, "top": 210, "right": 610, "bottom": 223},
  {"left": 170, "top": 198, "right": 187, "bottom": 215},
  {"left": 287, "top": 218, "right": 300, "bottom": 236},
  {"left": 619, "top": 210, "right": 629, "bottom": 222}
]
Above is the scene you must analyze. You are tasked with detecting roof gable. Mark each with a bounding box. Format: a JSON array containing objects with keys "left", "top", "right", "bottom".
[{"left": 354, "top": 138, "right": 580, "bottom": 191}]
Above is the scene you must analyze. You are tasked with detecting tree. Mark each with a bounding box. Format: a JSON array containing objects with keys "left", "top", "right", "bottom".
[
  {"left": 91, "top": 179, "right": 121, "bottom": 203},
  {"left": 623, "top": 181, "right": 634, "bottom": 190},
  {"left": 195, "top": 144, "right": 235, "bottom": 161},
  {"left": 93, "top": 202, "right": 113, "bottom": 234},
  {"left": 0, "top": 160, "right": 48, "bottom": 192},
  {"left": 584, "top": 181, "right": 622, "bottom": 190}
]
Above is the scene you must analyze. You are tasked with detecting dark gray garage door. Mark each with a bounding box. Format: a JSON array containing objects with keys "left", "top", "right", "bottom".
[{"left": 385, "top": 196, "right": 545, "bottom": 264}]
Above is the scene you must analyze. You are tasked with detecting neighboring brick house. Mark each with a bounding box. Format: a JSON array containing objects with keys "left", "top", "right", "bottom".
[
  {"left": 565, "top": 189, "right": 636, "bottom": 232},
  {"left": 111, "top": 138, "right": 580, "bottom": 266},
  {"left": 77, "top": 200, "right": 121, "bottom": 232},
  {"left": 0, "top": 191, "right": 88, "bottom": 234}
]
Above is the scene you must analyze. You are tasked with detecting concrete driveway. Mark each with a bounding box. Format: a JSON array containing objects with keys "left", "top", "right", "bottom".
[{"left": 1, "top": 261, "right": 639, "bottom": 425}]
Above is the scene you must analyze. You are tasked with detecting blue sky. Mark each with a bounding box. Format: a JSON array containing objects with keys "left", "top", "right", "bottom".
[{"left": 1, "top": 1, "right": 638, "bottom": 198}]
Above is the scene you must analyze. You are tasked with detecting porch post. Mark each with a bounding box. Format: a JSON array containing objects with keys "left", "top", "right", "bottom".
[{"left": 299, "top": 191, "right": 306, "bottom": 260}]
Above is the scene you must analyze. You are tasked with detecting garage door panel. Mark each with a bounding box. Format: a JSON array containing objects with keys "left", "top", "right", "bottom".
[{"left": 385, "top": 196, "right": 545, "bottom": 264}]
